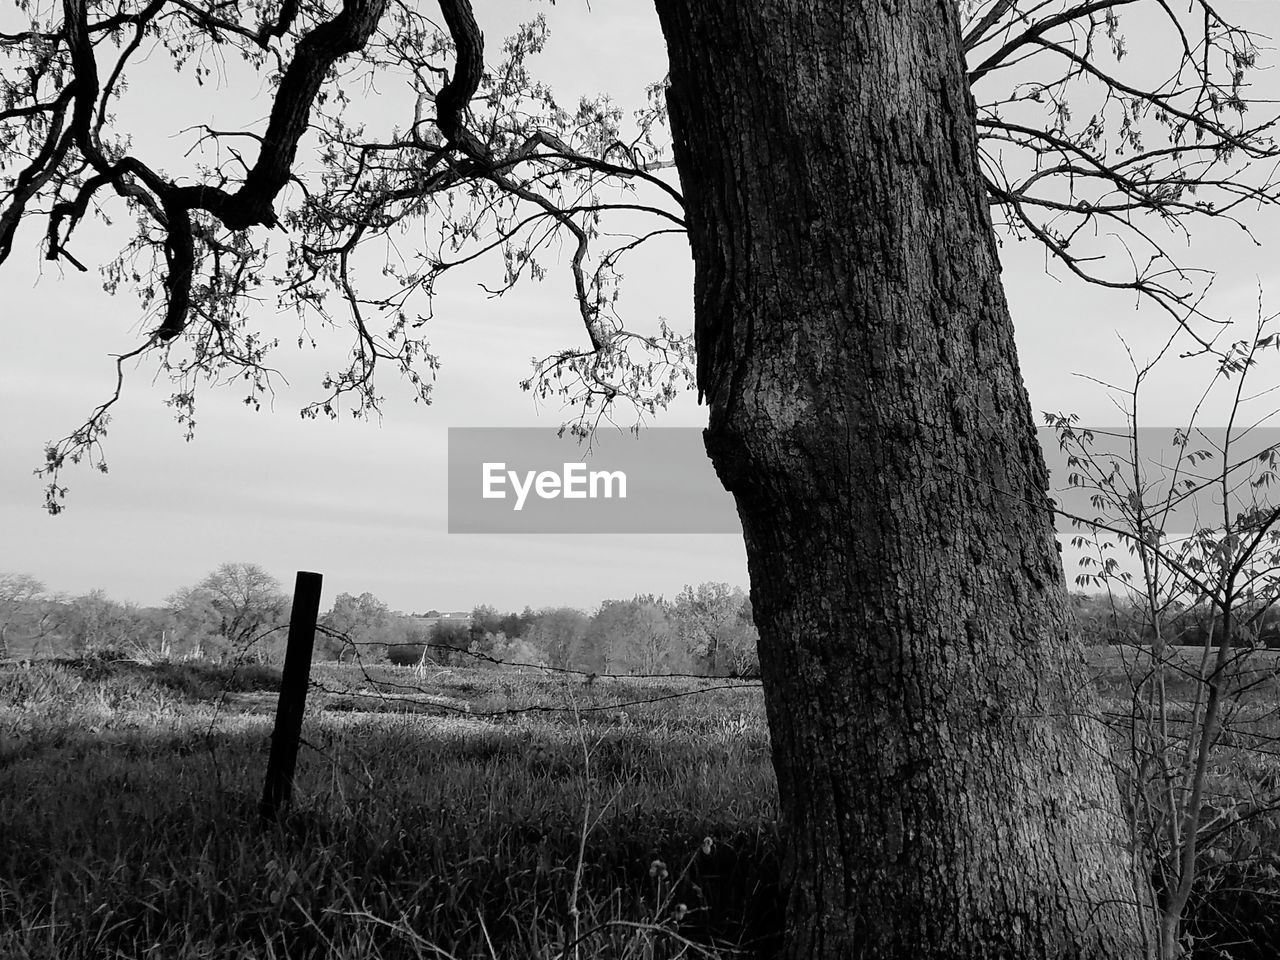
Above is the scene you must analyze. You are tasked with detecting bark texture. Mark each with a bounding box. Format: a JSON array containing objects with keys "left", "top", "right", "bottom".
[{"left": 651, "top": 1, "right": 1154, "bottom": 957}]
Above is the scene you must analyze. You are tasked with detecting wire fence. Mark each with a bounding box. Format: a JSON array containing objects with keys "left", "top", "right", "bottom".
[
  {"left": 175, "top": 618, "right": 770, "bottom": 805},
  {"left": 309, "top": 632, "right": 761, "bottom": 735}
]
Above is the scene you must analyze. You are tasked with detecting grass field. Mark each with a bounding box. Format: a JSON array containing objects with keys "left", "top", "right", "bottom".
[{"left": 2, "top": 649, "right": 1280, "bottom": 958}]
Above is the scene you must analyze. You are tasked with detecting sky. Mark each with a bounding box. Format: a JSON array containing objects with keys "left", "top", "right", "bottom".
[{"left": 2, "top": 0, "right": 1279, "bottom": 614}]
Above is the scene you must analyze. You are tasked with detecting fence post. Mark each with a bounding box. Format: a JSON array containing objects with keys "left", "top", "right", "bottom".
[{"left": 259, "top": 570, "right": 323, "bottom": 822}]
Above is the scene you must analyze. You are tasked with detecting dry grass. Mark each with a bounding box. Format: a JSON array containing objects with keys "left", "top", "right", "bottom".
[
  {"left": 3, "top": 648, "right": 1280, "bottom": 958},
  {"left": 0, "top": 659, "right": 780, "bottom": 960}
]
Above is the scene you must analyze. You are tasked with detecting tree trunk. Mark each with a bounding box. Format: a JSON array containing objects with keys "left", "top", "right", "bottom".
[{"left": 652, "top": 1, "right": 1154, "bottom": 957}]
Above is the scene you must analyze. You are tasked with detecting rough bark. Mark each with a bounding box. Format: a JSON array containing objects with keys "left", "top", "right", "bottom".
[{"left": 652, "top": 1, "right": 1154, "bottom": 957}]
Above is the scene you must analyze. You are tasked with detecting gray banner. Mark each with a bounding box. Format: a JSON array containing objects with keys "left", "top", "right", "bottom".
[
  {"left": 448, "top": 427, "right": 741, "bottom": 533},
  {"left": 447, "top": 425, "right": 1280, "bottom": 535}
]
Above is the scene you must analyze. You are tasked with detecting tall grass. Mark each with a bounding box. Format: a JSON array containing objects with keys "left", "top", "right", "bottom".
[
  {"left": 3, "top": 651, "right": 1280, "bottom": 958},
  {"left": 0, "top": 660, "right": 781, "bottom": 960}
]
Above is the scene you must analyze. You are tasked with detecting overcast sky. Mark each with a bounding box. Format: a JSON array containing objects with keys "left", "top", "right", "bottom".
[{"left": 2, "top": 0, "right": 1279, "bottom": 613}]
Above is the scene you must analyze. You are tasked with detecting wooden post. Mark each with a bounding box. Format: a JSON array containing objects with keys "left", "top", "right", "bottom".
[{"left": 259, "top": 571, "right": 323, "bottom": 822}]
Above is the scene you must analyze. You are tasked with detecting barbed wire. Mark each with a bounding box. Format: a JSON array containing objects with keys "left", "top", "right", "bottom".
[
  {"left": 313, "top": 623, "right": 764, "bottom": 685},
  {"left": 190, "top": 622, "right": 769, "bottom": 811},
  {"left": 306, "top": 676, "right": 763, "bottom": 720},
  {"left": 307, "top": 623, "right": 764, "bottom": 723}
]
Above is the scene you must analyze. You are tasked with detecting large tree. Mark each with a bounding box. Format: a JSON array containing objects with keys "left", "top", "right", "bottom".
[
  {"left": 657, "top": 4, "right": 1152, "bottom": 954},
  {"left": 4, "top": 0, "right": 1279, "bottom": 955}
]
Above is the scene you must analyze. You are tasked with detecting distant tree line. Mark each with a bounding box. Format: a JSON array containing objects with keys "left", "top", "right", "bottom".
[
  {"left": 0, "top": 563, "right": 290, "bottom": 662},
  {"left": 14, "top": 567, "right": 1279, "bottom": 666},
  {"left": 0, "top": 567, "right": 761, "bottom": 675},
  {"left": 405, "top": 581, "right": 760, "bottom": 677}
]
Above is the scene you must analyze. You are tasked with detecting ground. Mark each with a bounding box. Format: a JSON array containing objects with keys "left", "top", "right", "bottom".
[{"left": 1, "top": 650, "right": 1278, "bottom": 958}]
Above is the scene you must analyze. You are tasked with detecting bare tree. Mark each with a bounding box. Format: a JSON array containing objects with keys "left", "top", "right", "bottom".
[
  {"left": 194, "top": 562, "right": 287, "bottom": 660},
  {"left": 52, "top": 588, "right": 136, "bottom": 657},
  {"left": 1051, "top": 312, "right": 1280, "bottom": 957},
  {"left": 4, "top": 0, "right": 1280, "bottom": 954},
  {"left": 671, "top": 581, "right": 742, "bottom": 676},
  {"left": 524, "top": 606, "right": 591, "bottom": 672},
  {"left": 321, "top": 590, "right": 392, "bottom": 662},
  {"left": 164, "top": 582, "right": 226, "bottom": 660},
  {"left": 0, "top": 572, "right": 47, "bottom": 660},
  {"left": 591, "top": 596, "right": 683, "bottom": 675}
]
